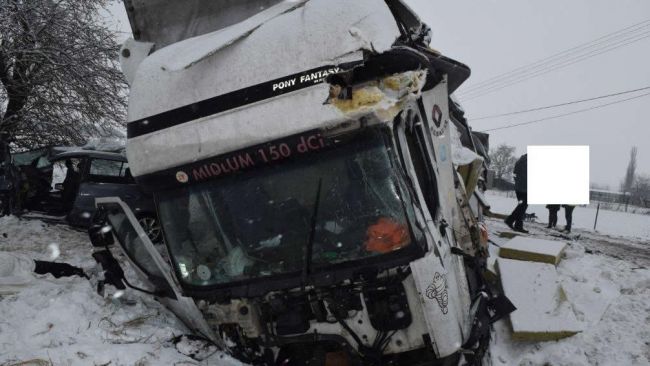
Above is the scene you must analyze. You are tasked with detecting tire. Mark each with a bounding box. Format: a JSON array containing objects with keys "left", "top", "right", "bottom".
[{"left": 137, "top": 214, "right": 163, "bottom": 244}]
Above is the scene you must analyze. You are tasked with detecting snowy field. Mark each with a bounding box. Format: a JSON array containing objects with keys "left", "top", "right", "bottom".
[
  {"left": 485, "top": 190, "right": 650, "bottom": 241},
  {"left": 1, "top": 214, "right": 649, "bottom": 365},
  {"left": 486, "top": 217, "right": 650, "bottom": 366},
  {"left": 0, "top": 216, "right": 240, "bottom": 366}
]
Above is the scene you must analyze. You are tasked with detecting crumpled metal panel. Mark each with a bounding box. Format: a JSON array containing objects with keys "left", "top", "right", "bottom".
[{"left": 123, "top": 0, "right": 285, "bottom": 49}]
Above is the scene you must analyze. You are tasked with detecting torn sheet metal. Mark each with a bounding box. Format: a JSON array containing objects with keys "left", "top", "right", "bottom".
[
  {"left": 126, "top": 0, "right": 401, "bottom": 177},
  {"left": 450, "top": 123, "right": 484, "bottom": 195},
  {"left": 124, "top": 0, "right": 286, "bottom": 49},
  {"left": 157, "top": 1, "right": 308, "bottom": 71}
]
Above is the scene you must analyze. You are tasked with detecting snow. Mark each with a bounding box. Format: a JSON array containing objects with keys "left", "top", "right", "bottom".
[
  {"left": 157, "top": 1, "right": 308, "bottom": 72},
  {"left": 2, "top": 211, "right": 649, "bottom": 365},
  {"left": 450, "top": 122, "right": 481, "bottom": 166},
  {"left": 0, "top": 216, "right": 243, "bottom": 366},
  {"left": 497, "top": 258, "right": 581, "bottom": 339},
  {"left": 486, "top": 190, "right": 650, "bottom": 240},
  {"left": 499, "top": 236, "right": 567, "bottom": 265},
  {"left": 488, "top": 216, "right": 650, "bottom": 365},
  {"left": 0, "top": 252, "right": 36, "bottom": 295}
]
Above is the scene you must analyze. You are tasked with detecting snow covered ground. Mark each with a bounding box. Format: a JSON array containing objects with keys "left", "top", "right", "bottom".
[
  {"left": 485, "top": 190, "right": 650, "bottom": 241},
  {"left": 0, "top": 216, "right": 240, "bottom": 366},
  {"left": 1, "top": 211, "right": 649, "bottom": 365},
  {"left": 486, "top": 199, "right": 650, "bottom": 365}
]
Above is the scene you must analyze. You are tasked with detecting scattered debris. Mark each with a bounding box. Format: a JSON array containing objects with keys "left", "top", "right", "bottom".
[
  {"left": 499, "top": 236, "right": 567, "bottom": 265},
  {"left": 497, "top": 258, "right": 581, "bottom": 341},
  {"left": 173, "top": 335, "right": 219, "bottom": 361},
  {"left": 497, "top": 231, "right": 519, "bottom": 239}
]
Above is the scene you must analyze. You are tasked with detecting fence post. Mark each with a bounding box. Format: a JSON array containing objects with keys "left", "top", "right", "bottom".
[{"left": 593, "top": 202, "right": 600, "bottom": 231}]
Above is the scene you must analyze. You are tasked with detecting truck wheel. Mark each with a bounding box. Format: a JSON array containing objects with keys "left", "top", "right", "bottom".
[{"left": 137, "top": 214, "right": 163, "bottom": 244}]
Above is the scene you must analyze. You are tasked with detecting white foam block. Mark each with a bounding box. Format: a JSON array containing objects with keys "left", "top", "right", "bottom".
[
  {"left": 497, "top": 258, "right": 581, "bottom": 341},
  {"left": 499, "top": 236, "right": 567, "bottom": 265}
]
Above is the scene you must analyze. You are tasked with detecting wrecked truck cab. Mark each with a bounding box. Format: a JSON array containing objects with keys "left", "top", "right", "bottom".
[
  {"left": 156, "top": 125, "right": 425, "bottom": 293},
  {"left": 92, "top": 0, "right": 506, "bottom": 364}
]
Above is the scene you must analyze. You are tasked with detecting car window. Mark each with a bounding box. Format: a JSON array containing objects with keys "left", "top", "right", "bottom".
[
  {"left": 36, "top": 156, "right": 51, "bottom": 169},
  {"left": 51, "top": 158, "right": 83, "bottom": 188},
  {"left": 88, "top": 159, "right": 134, "bottom": 184},
  {"left": 12, "top": 148, "right": 47, "bottom": 167},
  {"left": 90, "top": 159, "right": 123, "bottom": 177}
]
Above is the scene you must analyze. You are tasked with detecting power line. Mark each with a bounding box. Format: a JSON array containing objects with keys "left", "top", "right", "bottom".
[
  {"left": 462, "top": 34, "right": 650, "bottom": 100},
  {"left": 481, "top": 91, "right": 650, "bottom": 132},
  {"left": 461, "top": 19, "right": 650, "bottom": 94},
  {"left": 461, "top": 32, "right": 650, "bottom": 100},
  {"left": 470, "top": 85, "right": 650, "bottom": 120},
  {"left": 457, "top": 19, "right": 650, "bottom": 100}
]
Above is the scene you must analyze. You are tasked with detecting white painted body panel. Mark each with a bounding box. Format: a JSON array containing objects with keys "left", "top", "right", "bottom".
[{"left": 126, "top": 0, "right": 401, "bottom": 177}]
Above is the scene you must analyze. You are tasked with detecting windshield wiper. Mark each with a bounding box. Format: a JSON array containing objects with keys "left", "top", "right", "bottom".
[{"left": 302, "top": 178, "right": 323, "bottom": 288}]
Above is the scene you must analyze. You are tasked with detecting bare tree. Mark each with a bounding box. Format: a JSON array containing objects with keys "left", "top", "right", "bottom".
[
  {"left": 622, "top": 146, "right": 638, "bottom": 193},
  {"left": 489, "top": 143, "right": 517, "bottom": 181},
  {"left": 630, "top": 174, "right": 650, "bottom": 207},
  {"left": 0, "top": 0, "right": 127, "bottom": 150}
]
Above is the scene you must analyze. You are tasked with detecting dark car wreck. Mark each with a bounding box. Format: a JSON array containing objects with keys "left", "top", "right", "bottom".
[{"left": 6, "top": 147, "right": 162, "bottom": 243}]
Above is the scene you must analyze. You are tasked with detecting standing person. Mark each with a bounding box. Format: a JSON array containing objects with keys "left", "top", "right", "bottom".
[
  {"left": 546, "top": 204, "right": 561, "bottom": 228},
  {"left": 562, "top": 204, "right": 575, "bottom": 233},
  {"left": 505, "top": 154, "right": 528, "bottom": 233},
  {"left": 62, "top": 159, "right": 81, "bottom": 212}
]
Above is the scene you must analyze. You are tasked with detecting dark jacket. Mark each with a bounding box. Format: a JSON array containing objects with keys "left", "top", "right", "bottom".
[{"left": 514, "top": 154, "right": 527, "bottom": 192}]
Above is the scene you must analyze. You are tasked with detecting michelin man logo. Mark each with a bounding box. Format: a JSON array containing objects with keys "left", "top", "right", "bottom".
[{"left": 425, "top": 272, "right": 449, "bottom": 314}]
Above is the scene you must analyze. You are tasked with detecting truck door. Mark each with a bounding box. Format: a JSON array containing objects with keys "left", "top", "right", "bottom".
[
  {"left": 94, "top": 197, "right": 221, "bottom": 346},
  {"left": 395, "top": 96, "right": 473, "bottom": 357}
]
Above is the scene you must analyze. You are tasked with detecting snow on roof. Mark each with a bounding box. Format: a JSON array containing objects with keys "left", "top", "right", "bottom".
[{"left": 126, "top": 0, "right": 402, "bottom": 177}]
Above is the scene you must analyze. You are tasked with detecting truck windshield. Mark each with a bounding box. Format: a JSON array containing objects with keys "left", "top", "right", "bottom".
[{"left": 157, "top": 128, "right": 415, "bottom": 287}]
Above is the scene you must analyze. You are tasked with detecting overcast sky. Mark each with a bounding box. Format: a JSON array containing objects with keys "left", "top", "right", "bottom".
[{"left": 103, "top": 0, "right": 650, "bottom": 189}]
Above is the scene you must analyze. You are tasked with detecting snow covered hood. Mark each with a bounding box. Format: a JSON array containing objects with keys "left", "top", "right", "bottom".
[{"left": 125, "top": 0, "right": 403, "bottom": 178}]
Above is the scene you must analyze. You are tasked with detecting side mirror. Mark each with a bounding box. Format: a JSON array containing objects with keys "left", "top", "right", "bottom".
[
  {"left": 54, "top": 183, "right": 64, "bottom": 191},
  {"left": 88, "top": 224, "right": 114, "bottom": 247}
]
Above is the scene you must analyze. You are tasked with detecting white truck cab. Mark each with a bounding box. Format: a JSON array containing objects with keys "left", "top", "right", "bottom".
[{"left": 89, "top": 1, "right": 511, "bottom": 365}]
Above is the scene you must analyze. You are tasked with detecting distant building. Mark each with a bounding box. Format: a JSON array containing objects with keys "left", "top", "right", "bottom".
[
  {"left": 486, "top": 170, "right": 516, "bottom": 191},
  {"left": 589, "top": 189, "right": 630, "bottom": 204}
]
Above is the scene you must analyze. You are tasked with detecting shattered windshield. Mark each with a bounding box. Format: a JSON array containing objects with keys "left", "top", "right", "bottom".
[{"left": 157, "top": 127, "right": 416, "bottom": 287}]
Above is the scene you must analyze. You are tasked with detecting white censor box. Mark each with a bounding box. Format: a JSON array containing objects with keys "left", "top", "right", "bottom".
[{"left": 528, "top": 146, "right": 589, "bottom": 205}]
